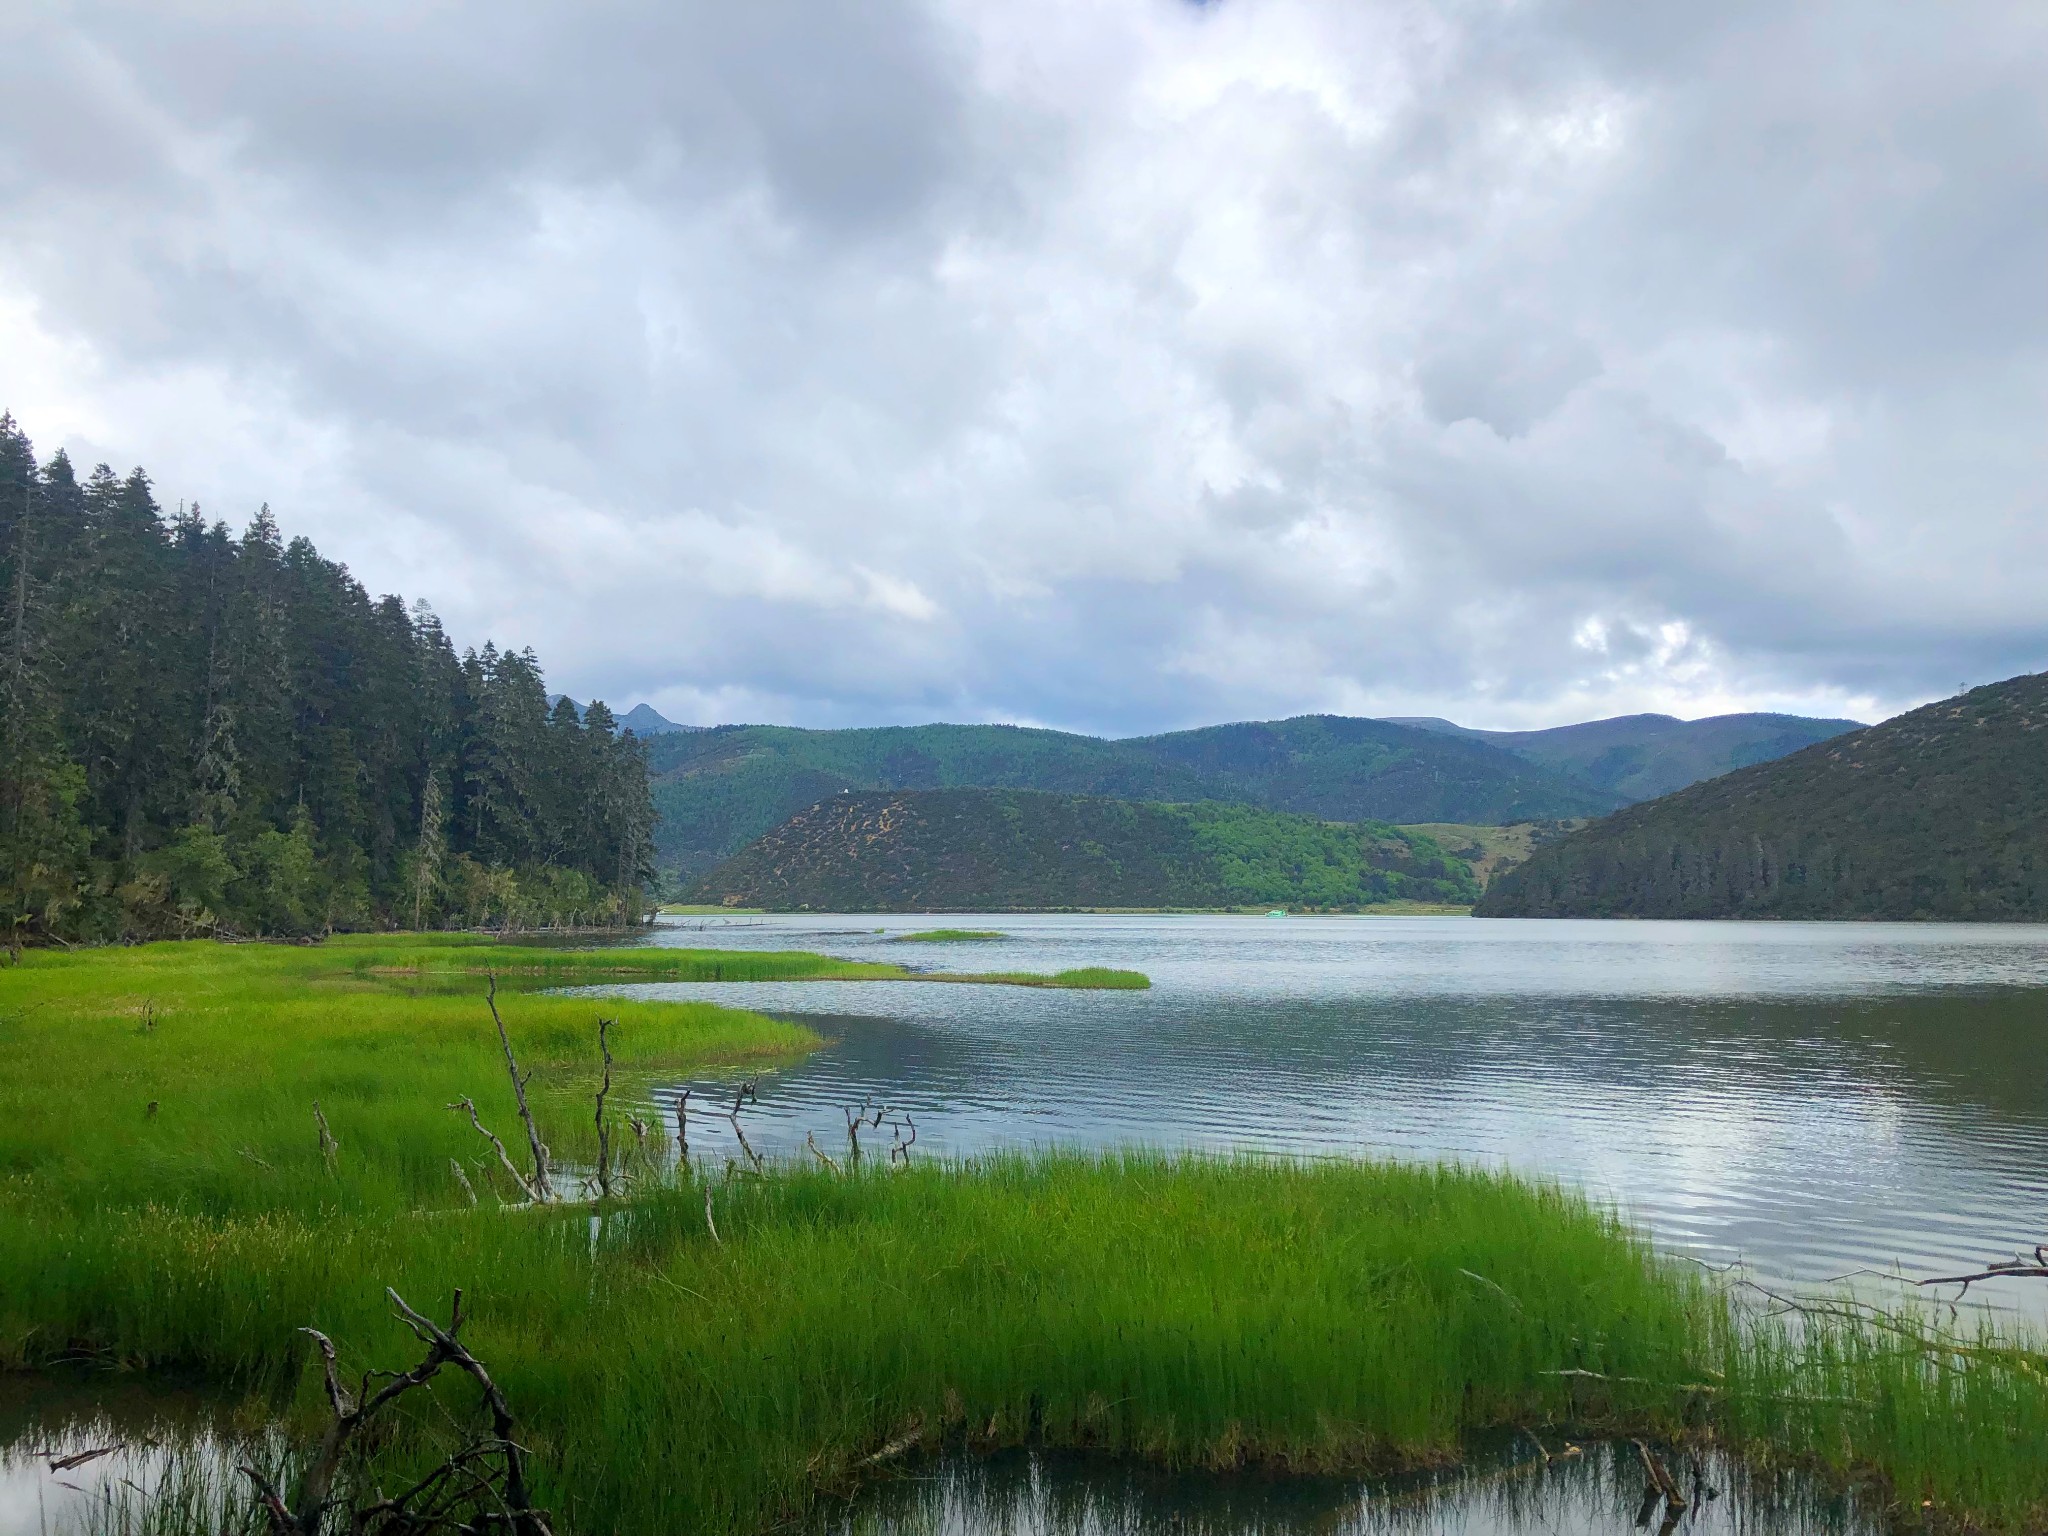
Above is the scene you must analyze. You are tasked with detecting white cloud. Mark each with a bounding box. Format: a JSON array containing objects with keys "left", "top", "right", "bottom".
[{"left": 0, "top": 0, "right": 2041, "bottom": 732}]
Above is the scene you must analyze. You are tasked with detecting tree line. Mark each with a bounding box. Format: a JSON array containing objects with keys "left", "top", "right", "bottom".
[{"left": 0, "top": 414, "right": 656, "bottom": 942}]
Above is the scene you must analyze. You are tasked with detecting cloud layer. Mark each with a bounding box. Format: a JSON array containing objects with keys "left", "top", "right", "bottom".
[{"left": 3, "top": 0, "right": 2042, "bottom": 731}]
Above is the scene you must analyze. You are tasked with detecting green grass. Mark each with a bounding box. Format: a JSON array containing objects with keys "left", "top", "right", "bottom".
[
  {"left": 4, "top": 941, "right": 2048, "bottom": 1534},
  {"left": 0, "top": 935, "right": 840, "bottom": 1220},
  {"left": 890, "top": 928, "right": 1006, "bottom": 942},
  {"left": 3, "top": 1153, "right": 1716, "bottom": 1534},
  {"left": 926, "top": 966, "right": 1151, "bottom": 989}
]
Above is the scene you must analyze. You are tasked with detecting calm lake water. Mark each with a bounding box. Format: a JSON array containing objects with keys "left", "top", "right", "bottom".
[{"left": 624, "top": 913, "right": 2048, "bottom": 1306}]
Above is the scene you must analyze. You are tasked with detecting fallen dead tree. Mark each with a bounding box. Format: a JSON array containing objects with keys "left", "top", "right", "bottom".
[{"left": 240, "top": 1288, "right": 552, "bottom": 1536}]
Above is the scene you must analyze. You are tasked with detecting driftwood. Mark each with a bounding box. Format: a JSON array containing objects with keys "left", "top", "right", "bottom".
[{"left": 239, "top": 1289, "right": 551, "bottom": 1536}]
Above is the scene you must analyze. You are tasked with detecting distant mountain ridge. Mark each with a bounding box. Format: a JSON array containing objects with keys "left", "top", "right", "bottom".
[
  {"left": 550, "top": 697, "right": 699, "bottom": 735},
  {"left": 685, "top": 788, "right": 1479, "bottom": 911},
  {"left": 1383, "top": 712, "right": 1863, "bottom": 802},
  {"left": 1476, "top": 672, "right": 2048, "bottom": 920},
  {"left": 645, "top": 716, "right": 1620, "bottom": 878}
]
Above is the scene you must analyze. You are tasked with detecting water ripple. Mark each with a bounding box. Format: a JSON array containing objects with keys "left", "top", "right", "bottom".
[{"left": 605, "top": 914, "right": 2048, "bottom": 1308}]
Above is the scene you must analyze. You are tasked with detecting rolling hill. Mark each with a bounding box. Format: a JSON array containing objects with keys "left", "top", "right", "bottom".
[
  {"left": 1385, "top": 712, "right": 1864, "bottom": 802},
  {"left": 646, "top": 718, "right": 1619, "bottom": 879},
  {"left": 683, "top": 788, "right": 1481, "bottom": 911},
  {"left": 1476, "top": 672, "right": 2048, "bottom": 920}
]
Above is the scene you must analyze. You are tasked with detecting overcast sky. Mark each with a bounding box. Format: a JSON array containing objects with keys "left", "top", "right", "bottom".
[{"left": 2, "top": 1, "right": 2042, "bottom": 734}]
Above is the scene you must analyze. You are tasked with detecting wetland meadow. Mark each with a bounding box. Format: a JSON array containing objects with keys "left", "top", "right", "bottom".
[{"left": 5, "top": 918, "right": 2048, "bottom": 1535}]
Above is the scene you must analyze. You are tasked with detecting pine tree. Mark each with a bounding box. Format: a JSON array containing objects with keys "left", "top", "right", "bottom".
[{"left": 0, "top": 417, "right": 660, "bottom": 940}]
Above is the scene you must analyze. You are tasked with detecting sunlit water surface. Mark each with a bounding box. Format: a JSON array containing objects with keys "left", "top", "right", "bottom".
[{"left": 621, "top": 914, "right": 2048, "bottom": 1303}]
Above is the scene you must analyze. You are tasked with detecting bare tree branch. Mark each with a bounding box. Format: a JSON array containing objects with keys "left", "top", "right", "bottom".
[
  {"left": 593, "top": 1016, "right": 617, "bottom": 1201},
  {"left": 313, "top": 1102, "right": 339, "bottom": 1172},
  {"left": 486, "top": 973, "right": 553, "bottom": 1201},
  {"left": 448, "top": 1097, "right": 538, "bottom": 1203}
]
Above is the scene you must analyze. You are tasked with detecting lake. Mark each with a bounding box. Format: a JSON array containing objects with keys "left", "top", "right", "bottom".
[{"left": 626, "top": 913, "right": 2048, "bottom": 1308}]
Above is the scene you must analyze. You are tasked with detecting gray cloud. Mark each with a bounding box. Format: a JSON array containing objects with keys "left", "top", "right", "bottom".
[{"left": 1, "top": 0, "right": 2041, "bottom": 733}]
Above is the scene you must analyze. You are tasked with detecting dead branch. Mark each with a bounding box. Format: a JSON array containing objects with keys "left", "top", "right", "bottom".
[
  {"left": 313, "top": 1101, "right": 339, "bottom": 1172},
  {"left": 728, "top": 1079, "right": 764, "bottom": 1172},
  {"left": 844, "top": 1095, "right": 887, "bottom": 1164},
  {"left": 674, "top": 1087, "right": 691, "bottom": 1167},
  {"left": 593, "top": 1017, "right": 617, "bottom": 1201},
  {"left": 46, "top": 1445, "right": 120, "bottom": 1472},
  {"left": 486, "top": 973, "right": 554, "bottom": 1201},
  {"left": 239, "top": 1289, "right": 553, "bottom": 1536},
  {"left": 448, "top": 1097, "right": 539, "bottom": 1203},
  {"left": 704, "top": 1184, "right": 722, "bottom": 1245},
  {"left": 890, "top": 1113, "right": 918, "bottom": 1167},
  {"left": 1918, "top": 1245, "right": 2048, "bottom": 1294},
  {"left": 805, "top": 1131, "right": 842, "bottom": 1173},
  {"left": 1635, "top": 1440, "right": 1687, "bottom": 1512},
  {"left": 449, "top": 1158, "right": 479, "bottom": 1207}
]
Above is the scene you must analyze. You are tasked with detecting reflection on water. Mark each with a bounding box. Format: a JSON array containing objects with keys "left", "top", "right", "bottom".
[
  {"left": 0, "top": 1373, "right": 267, "bottom": 1536},
  {"left": 612, "top": 914, "right": 2048, "bottom": 1302},
  {"left": 824, "top": 1443, "right": 1876, "bottom": 1536}
]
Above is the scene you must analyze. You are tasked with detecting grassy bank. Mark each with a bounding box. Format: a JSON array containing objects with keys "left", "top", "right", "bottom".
[
  {"left": 4, "top": 1154, "right": 1712, "bottom": 1534},
  {"left": 3, "top": 942, "right": 2046, "bottom": 1533}
]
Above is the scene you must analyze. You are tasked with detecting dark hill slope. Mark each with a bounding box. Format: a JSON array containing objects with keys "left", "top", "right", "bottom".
[
  {"left": 1387, "top": 712, "right": 1863, "bottom": 802},
  {"left": 1476, "top": 673, "right": 2048, "bottom": 920},
  {"left": 647, "top": 719, "right": 1615, "bottom": 879},
  {"left": 646, "top": 724, "right": 1226, "bottom": 878},
  {"left": 685, "top": 788, "right": 1479, "bottom": 911},
  {"left": 1120, "top": 715, "right": 1620, "bottom": 824}
]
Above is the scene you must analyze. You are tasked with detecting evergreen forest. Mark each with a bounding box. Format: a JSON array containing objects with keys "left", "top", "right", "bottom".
[
  {"left": 1478, "top": 670, "right": 2048, "bottom": 920},
  {"left": 0, "top": 415, "right": 656, "bottom": 942}
]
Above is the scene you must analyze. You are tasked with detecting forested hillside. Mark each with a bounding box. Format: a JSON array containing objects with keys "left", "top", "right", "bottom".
[
  {"left": 0, "top": 415, "right": 656, "bottom": 940},
  {"left": 647, "top": 717, "right": 1615, "bottom": 879},
  {"left": 685, "top": 788, "right": 1479, "bottom": 911},
  {"left": 1477, "top": 672, "right": 2048, "bottom": 920},
  {"left": 1390, "top": 712, "right": 1863, "bottom": 802}
]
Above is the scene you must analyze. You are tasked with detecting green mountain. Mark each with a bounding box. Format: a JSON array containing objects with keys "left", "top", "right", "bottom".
[
  {"left": 1476, "top": 672, "right": 2048, "bottom": 920},
  {"left": 646, "top": 717, "right": 1618, "bottom": 879},
  {"left": 684, "top": 788, "right": 1480, "bottom": 912},
  {"left": 1385, "top": 712, "right": 1864, "bottom": 802}
]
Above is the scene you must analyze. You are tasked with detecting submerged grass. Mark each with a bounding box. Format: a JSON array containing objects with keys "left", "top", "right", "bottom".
[{"left": 3, "top": 940, "right": 2047, "bottom": 1533}]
